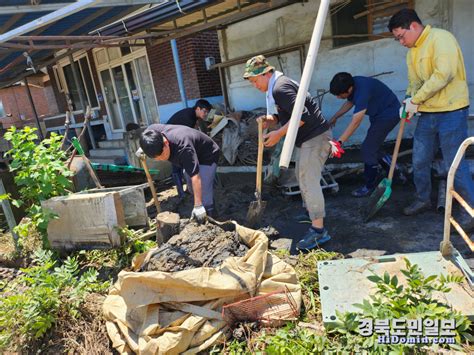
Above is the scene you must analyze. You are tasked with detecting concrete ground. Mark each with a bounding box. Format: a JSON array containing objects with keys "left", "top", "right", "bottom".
[{"left": 157, "top": 171, "right": 473, "bottom": 269}]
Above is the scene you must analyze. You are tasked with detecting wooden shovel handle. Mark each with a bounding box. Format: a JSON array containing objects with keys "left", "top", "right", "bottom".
[
  {"left": 141, "top": 157, "right": 161, "bottom": 214},
  {"left": 388, "top": 118, "right": 406, "bottom": 180},
  {"left": 256, "top": 119, "right": 264, "bottom": 195}
]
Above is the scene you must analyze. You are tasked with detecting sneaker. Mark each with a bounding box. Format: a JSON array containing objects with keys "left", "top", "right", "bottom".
[
  {"left": 296, "top": 227, "right": 332, "bottom": 250},
  {"left": 351, "top": 185, "right": 373, "bottom": 198},
  {"left": 403, "top": 200, "right": 432, "bottom": 216},
  {"left": 294, "top": 213, "right": 311, "bottom": 223}
]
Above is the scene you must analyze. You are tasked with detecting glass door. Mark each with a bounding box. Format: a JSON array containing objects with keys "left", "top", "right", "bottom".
[
  {"left": 124, "top": 62, "right": 146, "bottom": 126},
  {"left": 135, "top": 56, "right": 159, "bottom": 124},
  {"left": 100, "top": 69, "right": 123, "bottom": 131},
  {"left": 111, "top": 65, "right": 135, "bottom": 128}
]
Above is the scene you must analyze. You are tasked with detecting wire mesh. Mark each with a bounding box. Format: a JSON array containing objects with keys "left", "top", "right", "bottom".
[{"left": 222, "top": 286, "right": 298, "bottom": 327}]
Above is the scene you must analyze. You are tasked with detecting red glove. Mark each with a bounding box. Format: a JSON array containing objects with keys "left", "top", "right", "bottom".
[{"left": 329, "top": 139, "right": 345, "bottom": 158}]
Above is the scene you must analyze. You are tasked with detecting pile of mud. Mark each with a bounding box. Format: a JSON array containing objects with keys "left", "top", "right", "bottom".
[{"left": 143, "top": 222, "right": 249, "bottom": 272}]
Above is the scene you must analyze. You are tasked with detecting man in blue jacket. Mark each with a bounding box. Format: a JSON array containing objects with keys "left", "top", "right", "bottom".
[{"left": 329, "top": 72, "right": 405, "bottom": 197}]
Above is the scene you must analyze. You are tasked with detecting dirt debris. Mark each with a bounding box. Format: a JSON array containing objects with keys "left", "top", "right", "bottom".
[{"left": 143, "top": 221, "right": 249, "bottom": 272}]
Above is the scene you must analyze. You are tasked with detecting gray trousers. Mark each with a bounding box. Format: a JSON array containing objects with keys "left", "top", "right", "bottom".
[
  {"left": 295, "top": 131, "right": 331, "bottom": 220},
  {"left": 185, "top": 163, "right": 217, "bottom": 212}
]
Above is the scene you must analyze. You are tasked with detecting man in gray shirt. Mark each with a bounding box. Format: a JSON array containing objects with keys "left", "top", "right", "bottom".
[{"left": 243, "top": 55, "right": 343, "bottom": 250}]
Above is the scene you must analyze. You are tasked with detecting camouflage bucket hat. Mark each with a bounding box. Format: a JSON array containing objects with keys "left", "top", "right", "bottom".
[{"left": 243, "top": 55, "right": 274, "bottom": 79}]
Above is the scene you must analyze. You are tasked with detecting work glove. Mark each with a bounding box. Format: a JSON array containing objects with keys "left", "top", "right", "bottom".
[
  {"left": 398, "top": 103, "right": 411, "bottom": 123},
  {"left": 329, "top": 139, "right": 345, "bottom": 159},
  {"left": 401, "top": 97, "right": 418, "bottom": 120},
  {"left": 135, "top": 147, "right": 144, "bottom": 158},
  {"left": 191, "top": 205, "right": 207, "bottom": 224}
]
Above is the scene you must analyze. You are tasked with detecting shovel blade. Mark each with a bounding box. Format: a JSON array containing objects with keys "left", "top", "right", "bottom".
[
  {"left": 246, "top": 199, "right": 267, "bottom": 227},
  {"left": 364, "top": 178, "right": 393, "bottom": 222}
]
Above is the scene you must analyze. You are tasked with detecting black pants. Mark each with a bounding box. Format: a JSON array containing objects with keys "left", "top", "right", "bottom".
[{"left": 361, "top": 116, "right": 400, "bottom": 187}]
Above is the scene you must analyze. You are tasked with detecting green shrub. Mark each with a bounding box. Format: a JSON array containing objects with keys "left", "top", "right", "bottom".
[{"left": 2, "top": 126, "right": 73, "bottom": 248}]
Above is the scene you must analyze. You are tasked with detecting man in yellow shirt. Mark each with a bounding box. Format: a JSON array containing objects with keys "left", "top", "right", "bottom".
[{"left": 389, "top": 9, "right": 474, "bottom": 226}]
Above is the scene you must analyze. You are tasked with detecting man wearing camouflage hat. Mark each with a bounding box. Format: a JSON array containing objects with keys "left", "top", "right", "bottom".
[{"left": 243, "top": 55, "right": 344, "bottom": 250}]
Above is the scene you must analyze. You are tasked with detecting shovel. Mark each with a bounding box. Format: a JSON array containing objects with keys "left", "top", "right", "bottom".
[
  {"left": 364, "top": 106, "right": 407, "bottom": 221},
  {"left": 247, "top": 119, "right": 267, "bottom": 227},
  {"left": 136, "top": 148, "right": 165, "bottom": 244}
]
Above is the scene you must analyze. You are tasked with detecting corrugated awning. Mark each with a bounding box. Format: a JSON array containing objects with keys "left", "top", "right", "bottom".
[
  {"left": 0, "top": 0, "right": 299, "bottom": 88},
  {"left": 0, "top": 0, "right": 159, "bottom": 88},
  {"left": 92, "top": 0, "right": 299, "bottom": 45}
]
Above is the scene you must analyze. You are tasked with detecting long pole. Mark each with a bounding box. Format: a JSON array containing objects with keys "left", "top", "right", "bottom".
[
  {"left": 279, "top": 0, "right": 330, "bottom": 168},
  {"left": 23, "top": 76, "right": 44, "bottom": 140}
]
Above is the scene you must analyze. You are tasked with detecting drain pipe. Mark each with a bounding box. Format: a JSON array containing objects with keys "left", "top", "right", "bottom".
[
  {"left": 279, "top": 0, "right": 330, "bottom": 168},
  {"left": 171, "top": 39, "right": 188, "bottom": 108}
]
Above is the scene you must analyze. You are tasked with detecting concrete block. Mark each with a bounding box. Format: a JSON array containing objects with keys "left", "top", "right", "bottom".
[
  {"left": 42, "top": 184, "right": 149, "bottom": 251},
  {"left": 78, "top": 184, "right": 149, "bottom": 228},
  {"left": 42, "top": 191, "right": 126, "bottom": 251}
]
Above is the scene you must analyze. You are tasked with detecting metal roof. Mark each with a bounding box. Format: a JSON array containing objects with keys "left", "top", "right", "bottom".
[
  {"left": 93, "top": 0, "right": 299, "bottom": 45},
  {"left": 0, "top": 1, "right": 152, "bottom": 88},
  {"left": 0, "top": 0, "right": 298, "bottom": 88}
]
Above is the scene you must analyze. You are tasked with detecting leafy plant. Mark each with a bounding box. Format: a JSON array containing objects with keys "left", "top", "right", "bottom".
[
  {"left": 2, "top": 126, "right": 73, "bottom": 247},
  {"left": 0, "top": 249, "right": 109, "bottom": 351},
  {"left": 331, "top": 258, "right": 472, "bottom": 353},
  {"left": 76, "top": 227, "right": 156, "bottom": 271},
  {"left": 259, "top": 323, "right": 332, "bottom": 354}
]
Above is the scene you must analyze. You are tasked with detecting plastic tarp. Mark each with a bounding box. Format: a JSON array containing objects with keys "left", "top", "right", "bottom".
[{"left": 103, "top": 223, "right": 301, "bottom": 354}]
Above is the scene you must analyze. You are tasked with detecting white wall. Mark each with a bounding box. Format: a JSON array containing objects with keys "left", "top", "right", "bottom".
[
  {"left": 219, "top": 0, "right": 471, "bottom": 145},
  {"left": 452, "top": 0, "right": 474, "bottom": 111}
]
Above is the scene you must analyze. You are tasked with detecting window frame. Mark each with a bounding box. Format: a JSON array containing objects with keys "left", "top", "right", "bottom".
[
  {"left": 57, "top": 52, "right": 99, "bottom": 111},
  {"left": 330, "top": 0, "right": 414, "bottom": 48}
]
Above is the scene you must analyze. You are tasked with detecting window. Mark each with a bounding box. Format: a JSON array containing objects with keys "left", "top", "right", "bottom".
[
  {"left": 331, "top": 0, "right": 413, "bottom": 48},
  {"left": 61, "top": 56, "right": 98, "bottom": 111}
]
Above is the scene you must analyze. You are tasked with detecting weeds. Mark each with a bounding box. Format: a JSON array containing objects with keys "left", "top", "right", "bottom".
[
  {"left": 217, "top": 257, "right": 472, "bottom": 354},
  {"left": 76, "top": 227, "right": 156, "bottom": 273},
  {"left": 0, "top": 249, "right": 109, "bottom": 351},
  {"left": 295, "top": 249, "right": 343, "bottom": 322}
]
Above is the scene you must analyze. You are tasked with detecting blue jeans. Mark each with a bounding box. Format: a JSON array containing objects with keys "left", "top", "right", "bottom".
[{"left": 413, "top": 108, "right": 474, "bottom": 205}]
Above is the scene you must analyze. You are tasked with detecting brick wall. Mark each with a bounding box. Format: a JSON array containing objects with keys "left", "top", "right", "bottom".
[
  {"left": 146, "top": 30, "right": 222, "bottom": 105},
  {"left": 44, "top": 80, "right": 60, "bottom": 115},
  {"left": 0, "top": 84, "right": 54, "bottom": 128},
  {"left": 189, "top": 31, "right": 222, "bottom": 98},
  {"left": 147, "top": 40, "right": 181, "bottom": 105}
]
